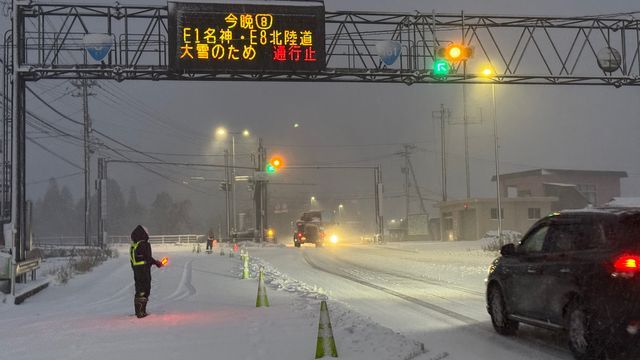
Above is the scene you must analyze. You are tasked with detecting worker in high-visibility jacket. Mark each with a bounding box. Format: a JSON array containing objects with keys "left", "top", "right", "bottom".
[{"left": 130, "top": 225, "right": 163, "bottom": 318}]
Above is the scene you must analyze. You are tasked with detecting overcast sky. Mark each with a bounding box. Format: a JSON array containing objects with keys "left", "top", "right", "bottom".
[{"left": 2, "top": 0, "right": 639, "bottom": 231}]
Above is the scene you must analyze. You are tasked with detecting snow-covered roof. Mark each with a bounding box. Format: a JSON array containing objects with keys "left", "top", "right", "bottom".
[
  {"left": 543, "top": 182, "right": 577, "bottom": 187},
  {"left": 170, "top": 0, "right": 324, "bottom": 6},
  {"left": 605, "top": 197, "right": 640, "bottom": 208}
]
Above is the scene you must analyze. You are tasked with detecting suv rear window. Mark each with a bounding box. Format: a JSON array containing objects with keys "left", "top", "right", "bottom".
[
  {"left": 545, "top": 221, "right": 607, "bottom": 252},
  {"left": 611, "top": 214, "right": 640, "bottom": 248}
]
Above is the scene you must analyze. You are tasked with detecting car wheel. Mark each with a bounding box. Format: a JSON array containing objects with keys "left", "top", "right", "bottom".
[
  {"left": 566, "top": 302, "right": 603, "bottom": 360},
  {"left": 488, "top": 285, "right": 519, "bottom": 336},
  {"left": 294, "top": 241, "right": 301, "bottom": 248}
]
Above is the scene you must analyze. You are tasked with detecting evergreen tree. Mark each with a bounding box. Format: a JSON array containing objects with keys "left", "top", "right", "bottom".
[
  {"left": 125, "top": 186, "right": 146, "bottom": 231},
  {"left": 106, "top": 179, "right": 127, "bottom": 235},
  {"left": 149, "top": 192, "right": 174, "bottom": 234}
]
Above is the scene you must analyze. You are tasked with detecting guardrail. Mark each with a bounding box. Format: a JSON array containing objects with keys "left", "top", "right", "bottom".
[
  {"left": 0, "top": 254, "right": 47, "bottom": 304},
  {"left": 33, "top": 234, "right": 204, "bottom": 247}
]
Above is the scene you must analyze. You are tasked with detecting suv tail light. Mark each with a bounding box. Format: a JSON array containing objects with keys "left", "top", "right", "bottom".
[
  {"left": 296, "top": 232, "right": 303, "bottom": 239},
  {"left": 612, "top": 254, "right": 640, "bottom": 278}
]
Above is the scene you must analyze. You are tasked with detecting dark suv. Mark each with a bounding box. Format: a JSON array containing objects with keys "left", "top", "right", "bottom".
[{"left": 486, "top": 208, "right": 640, "bottom": 360}]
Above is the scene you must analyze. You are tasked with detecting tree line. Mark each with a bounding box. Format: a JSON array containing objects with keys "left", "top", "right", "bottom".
[{"left": 32, "top": 178, "right": 194, "bottom": 237}]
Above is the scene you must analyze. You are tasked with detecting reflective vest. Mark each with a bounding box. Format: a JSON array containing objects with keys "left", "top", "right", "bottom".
[{"left": 130, "top": 241, "right": 146, "bottom": 266}]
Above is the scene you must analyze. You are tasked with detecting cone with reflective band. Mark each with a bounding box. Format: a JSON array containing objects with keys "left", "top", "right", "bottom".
[
  {"left": 256, "top": 269, "right": 269, "bottom": 307},
  {"left": 315, "top": 301, "right": 338, "bottom": 358},
  {"left": 242, "top": 253, "right": 250, "bottom": 279}
]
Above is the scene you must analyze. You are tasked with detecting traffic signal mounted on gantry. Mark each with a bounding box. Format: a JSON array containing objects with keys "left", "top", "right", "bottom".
[
  {"left": 266, "top": 156, "right": 284, "bottom": 174},
  {"left": 432, "top": 43, "right": 474, "bottom": 78},
  {"left": 436, "top": 43, "right": 474, "bottom": 62}
]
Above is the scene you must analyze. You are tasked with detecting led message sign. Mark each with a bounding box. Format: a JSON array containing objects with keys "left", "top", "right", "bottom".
[{"left": 168, "top": 1, "right": 326, "bottom": 72}]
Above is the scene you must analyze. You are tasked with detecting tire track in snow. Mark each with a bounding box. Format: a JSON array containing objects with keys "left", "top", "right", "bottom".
[
  {"left": 161, "top": 259, "right": 196, "bottom": 303},
  {"left": 303, "top": 252, "right": 477, "bottom": 324},
  {"left": 302, "top": 252, "right": 569, "bottom": 360},
  {"left": 330, "top": 252, "right": 484, "bottom": 297}
]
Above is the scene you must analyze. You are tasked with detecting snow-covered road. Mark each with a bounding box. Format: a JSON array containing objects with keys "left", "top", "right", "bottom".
[
  {"left": 251, "top": 241, "right": 575, "bottom": 360},
  {"left": 0, "top": 245, "right": 424, "bottom": 360}
]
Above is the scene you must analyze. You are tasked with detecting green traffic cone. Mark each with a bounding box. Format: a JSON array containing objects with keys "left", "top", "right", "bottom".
[
  {"left": 315, "top": 301, "right": 338, "bottom": 358},
  {"left": 256, "top": 269, "right": 269, "bottom": 307},
  {"left": 242, "top": 253, "right": 250, "bottom": 279}
]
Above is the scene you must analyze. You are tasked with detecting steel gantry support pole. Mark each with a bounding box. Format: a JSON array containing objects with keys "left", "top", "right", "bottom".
[
  {"left": 82, "top": 80, "right": 92, "bottom": 246},
  {"left": 492, "top": 83, "right": 503, "bottom": 247},
  {"left": 10, "top": 1, "right": 27, "bottom": 285}
]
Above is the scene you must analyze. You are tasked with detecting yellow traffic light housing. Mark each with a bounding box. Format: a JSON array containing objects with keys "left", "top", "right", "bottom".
[{"left": 436, "top": 43, "right": 473, "bottom": 62}]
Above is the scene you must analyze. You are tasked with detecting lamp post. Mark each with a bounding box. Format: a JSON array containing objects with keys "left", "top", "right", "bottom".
[
  {"left": 216, "top": 127, "right": 251, "bottom": 235},
  {"left": 482, "top": 67, "right": 503, "bottom": 246},
  {"left": 338, "top": 204, "right": 344, "bottom": 223}
]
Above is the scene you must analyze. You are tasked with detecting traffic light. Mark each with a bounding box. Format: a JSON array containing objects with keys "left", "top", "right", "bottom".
[
  {"left": 432, "top": 58, "right": 450, "bottom": 77},
  {"left": 436, "top": 43, "right": 473, "bottom": 62},
  {"left": 266, "top": 156, "right": 284, "bottom": 174}
]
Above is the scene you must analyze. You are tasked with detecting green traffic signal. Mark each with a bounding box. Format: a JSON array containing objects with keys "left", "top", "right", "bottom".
[
  {"left": 266, "top": 163, "right": 276, "bottom": 174},
  {"left": 433, "top": 59, "right": 450, "bottom": 78}
]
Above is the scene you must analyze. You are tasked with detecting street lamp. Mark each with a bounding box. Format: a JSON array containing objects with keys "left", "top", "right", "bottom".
[
  {"left": 338, "top": 204, "right": 344, "bottom": 223},
  {"left": 215, "top": 126, "right": 251, "bottom": 234},
  {"left": 481, "top": 66, "right": 503, "bottom": 246}
]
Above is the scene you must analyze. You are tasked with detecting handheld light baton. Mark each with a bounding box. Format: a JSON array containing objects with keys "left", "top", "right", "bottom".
[{"left": 161, "top": 257, "right": 169, "bottom": 266}]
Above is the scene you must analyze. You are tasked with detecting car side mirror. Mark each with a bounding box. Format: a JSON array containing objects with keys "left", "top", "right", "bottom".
[{"left": 500, "top": 243, "right": 516, "bottom": 257}]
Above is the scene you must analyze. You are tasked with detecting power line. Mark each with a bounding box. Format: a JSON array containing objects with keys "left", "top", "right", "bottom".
[
  {"left": 27, "top": 171, "right": 83, "bottom": 186},
  {"left": 26, "top": 137, "right": 83, "bottom": 171},
  {"left": 25, "top": 86, "right": 218, "bottom": 195}
]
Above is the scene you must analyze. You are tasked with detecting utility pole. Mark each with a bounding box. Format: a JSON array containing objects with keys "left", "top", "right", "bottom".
[
  {"left": 224, "top": 150, "right": 231, "bottom": 240},
  {"left": 433, "top": 105, "right": 450, "bottom": 202},
  {"left": 402, "top": 144, "right": 411, "bottom": 224},
  {"left": 96, "top": 158, "right": 107, "bottom": 248},
  {"left": 254, "top": 138, "right": 266, "bottom": 243},
  {"left": 462, "top": 83, "right": 471, "bottom": 199},
  {"left": 231, "top": 135, "right": 236, "bottom": 234},
  {"left": 462, "top": 12, "right": 471, "bottom": 199},
  {"left": 72, "top": 79, "right": 95, "bottom": 246}
]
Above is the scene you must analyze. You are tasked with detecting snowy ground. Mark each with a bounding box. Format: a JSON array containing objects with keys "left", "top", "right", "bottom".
[
  {"left": 1, "top": 239, "right": 585, "bottom": 360},
  {"left": 0, "top": 244, "right": 426, "bottom": 360}
]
